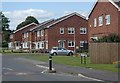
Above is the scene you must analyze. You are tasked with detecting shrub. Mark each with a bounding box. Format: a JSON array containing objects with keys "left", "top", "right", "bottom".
[{"left": 95, "top": 33, "right": 120, "bottom": 43}]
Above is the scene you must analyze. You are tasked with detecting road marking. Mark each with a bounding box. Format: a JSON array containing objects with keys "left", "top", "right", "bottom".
[
  {"left": 36, "top": 64, "right": 55, "bottom": 73},
  {"left": 16, "top": 73, "right": 27, "bottom": 75},
  {"left": 3, "top": 67, "right": 13, "bottom": 71},
  {"left": 78, "top": 73, "right": 103, "bottom": 81},
  {"left": 41, "top": 69, "right": 48, "bottom": 73},
  {"left": 36, "top": 65, "right": 49, "bottom": 69}
]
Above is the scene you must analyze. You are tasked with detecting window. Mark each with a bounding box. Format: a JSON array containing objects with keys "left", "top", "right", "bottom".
[
  {"left": 24, "top": 32, "right": 28, "bottom": 38},
  {"left": 41, "top": 30, "right": 44, "bottom": 36},
  {"left": 68, "top": 27, "right": 75, "bottom": 34},
  {"left": 37, "top": 30, "right": 40, "bottom": 37},
  {"left": 26, "top": 32, "right": 28, "bottom": 38},
  {"left": 80, "top": 41, "right": 87, "bottom": 47},
  {"left": 60, "top": 28, "right": 64, "bottom": 34},
  {"left": 10, "top": 35, "right": 13, "bottom": 39},
  {"left": 24, "top": 33, "right": 26, "bottom": 38},
  {"left": 106, "top": 15, "right": 110, "bottom": 25},
  {"left": 94, "top": 18, "right": 97, "bottom": 27},
  {"left": 41, "top": 41, "right": 44, "bottom": 48},
  {"left": 99, "top": 16, "right": 103, "bottom": 26},
  {"left": 68, "top": 41, "right": 75, "bottom": 47},
  {"left": 80, "top": 28, "right": 87, "bottom": 34},
  {"left": 38, "top": 42, "right": 40, "bottom": 48}
]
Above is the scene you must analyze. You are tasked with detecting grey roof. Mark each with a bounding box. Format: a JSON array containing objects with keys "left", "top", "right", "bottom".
[
  {"left": 31, "top": 12, "right": 87, "bottom": 31},
  {"left": 112, "top": 0, "right": 120, "bottom": 7}
]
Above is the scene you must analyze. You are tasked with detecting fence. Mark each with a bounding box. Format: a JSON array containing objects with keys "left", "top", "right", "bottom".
[{"left": 89, "top": 43, "right": 120, "bottom": 64}]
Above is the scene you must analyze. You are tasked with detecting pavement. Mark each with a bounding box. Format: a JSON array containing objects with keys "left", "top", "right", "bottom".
[{"left": 18, "top": 57, "right": 119, "bottom": 82}]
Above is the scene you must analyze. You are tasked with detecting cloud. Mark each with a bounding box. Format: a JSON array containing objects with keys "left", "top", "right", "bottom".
[{"left": 3, "top": 9, "right": 54, "bottom": 30}]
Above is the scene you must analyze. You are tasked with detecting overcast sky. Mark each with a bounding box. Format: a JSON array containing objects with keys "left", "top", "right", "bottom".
[{"left": 2, "top": 1, "right": 95, "bottom": 30}]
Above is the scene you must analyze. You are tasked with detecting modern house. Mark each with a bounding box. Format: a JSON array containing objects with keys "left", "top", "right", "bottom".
[
  {"left": 8, "top": 23, "right": 37, "bottom": 50},
  {"left": 30, "top": 12, "right": 88, "bottom": 52},
  {"left": 88, "top": 0, "right": 120, "bottom": 42}
]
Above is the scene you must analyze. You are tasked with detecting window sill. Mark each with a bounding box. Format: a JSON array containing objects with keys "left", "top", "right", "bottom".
[
  {"left": 68, "top": 46, "right": 75, "bottom": 47},
  {"left": 99, "top": 24, "right": 103, "bottom": 27},
  {"left": 106, "top": 23, "right": 110, "bottom": 26}
]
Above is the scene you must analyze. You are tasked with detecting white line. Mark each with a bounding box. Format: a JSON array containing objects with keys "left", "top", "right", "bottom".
[
  {"left": 3, "top": 67, "right": 13, "bottom": 71},
  {"left": 78, "top": 73, "right": 103, "bottom": 81},
  {"left": 36, "top": 65, "right": 49, "bottom": 69},
  {"left": 36, "top": 65, "right": 55, "bottom": 73}
]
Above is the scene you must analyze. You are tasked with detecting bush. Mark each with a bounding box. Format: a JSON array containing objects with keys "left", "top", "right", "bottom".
[{"left": 95, "top": 33, "right": 120, "bottom": 43}]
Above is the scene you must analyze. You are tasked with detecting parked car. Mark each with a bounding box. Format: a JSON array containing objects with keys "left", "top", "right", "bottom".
[{"left": 50, "top": 47, "right": 74, "bottom": 56}]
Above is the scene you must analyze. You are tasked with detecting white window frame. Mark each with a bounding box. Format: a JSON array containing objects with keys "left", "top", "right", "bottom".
[
  {"left": 37, "top": 30, "right": 40, "bottom": 37},
  {"left": 105, "top": 15, "right": 110, "bottom": 25},
  {"left": 10, "top": 35, "right": 13, "bottom": 39},
  {"left": 98, "top": 16, "right": 103, "bottom": 26},
  {"left": 68, "top": 27, "right": 75, "bottom": 34},
  {"left": 80, "top": 41, "right": 87, "bottom": 47},
  {"left": 80, "top": 28, "right": 87, "bottom": 34},
  {"left": 68, "top": 41, "right": 75, "bottom": 47},
  {"left": 60, "top": 28, "right": 64, "bottom": 34},
  {"left": 94, "top": 18, "right": 97, "bottom": 27}
]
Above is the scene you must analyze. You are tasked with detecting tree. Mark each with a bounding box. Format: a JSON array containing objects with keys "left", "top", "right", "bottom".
[
  {"left": 16, "top": 16, "right": 39, "bottom": 30},
  {"left": 0, "top": 12, "right": 11, "bottom": 47},
  {"left": 0, "top": 12, "right": 10, "bottom": 31}
]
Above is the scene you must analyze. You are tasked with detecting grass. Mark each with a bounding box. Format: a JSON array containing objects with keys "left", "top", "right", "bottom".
[{"left": 3, "top": 53, "right": 119, "bottom": 72}]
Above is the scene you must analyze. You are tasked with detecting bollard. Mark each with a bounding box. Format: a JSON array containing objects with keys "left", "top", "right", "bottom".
[
  {"left": 49, "top": 55, "right": 52, "bottom": 70},
  {"left": 81, "top": 56, "right": 83, "bottom": 64},
  {"left": 84, "top": 56, "right": 86, "bottom": 64}
]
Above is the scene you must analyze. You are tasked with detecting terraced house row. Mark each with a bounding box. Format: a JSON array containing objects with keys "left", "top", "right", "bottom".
[{"left": 8, "top": 0, "right": 120, "bottom": 52}]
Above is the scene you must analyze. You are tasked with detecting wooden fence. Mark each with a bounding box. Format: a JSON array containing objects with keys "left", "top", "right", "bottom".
[{"left": 89, "top": 43, "right": 120, "bottom": 64}]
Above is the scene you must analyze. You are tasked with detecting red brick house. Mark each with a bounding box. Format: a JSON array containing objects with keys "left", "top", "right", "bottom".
[
  {"left": 32, "top": 12, "right": 88, "bottom": 52},
  {"left": 8, "top": 23, "right": 37, "bottom": 50},
  {"left": 88, "top": 0, "right": 120, "bottom": 42}
]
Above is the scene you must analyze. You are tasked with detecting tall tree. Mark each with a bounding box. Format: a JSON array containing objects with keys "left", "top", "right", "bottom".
[
  {"left": 0, "top": 12, "right": 10, "bottom": 31},
  {"left": 0, "top": 12, "right": 11, "bottom": 47},
  {"left": 16, "top": 16, "right": 39, "bottom": 30}
]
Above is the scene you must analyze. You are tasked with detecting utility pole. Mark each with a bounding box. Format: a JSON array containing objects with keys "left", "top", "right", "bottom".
[{"left": 74, "top": 28, "right": 76, "bottom": 54}]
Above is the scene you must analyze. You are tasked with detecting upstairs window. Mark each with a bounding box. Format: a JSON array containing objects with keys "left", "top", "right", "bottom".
[
  {"left": 105, "top": 15, "right": 110, "bottom": 25},
  {"left": 98, "top": 16, "right": 103, "bottom": 26},
  {"left": 10, "top": 35, "right": 13, "bottom": 39},
  {"left": 94, "top": 18, "right": 97, "bottom": 27},
  {"left": 80, "top": 28, "right": 87, "bottom": 34},
  {"left": 41, "top": 30, "right": 44, "bottom": 36},
  {"left": 60, "top": 28, "right": 64, "bottom": 34},
  {"left": 37, "top": 30, "right": 40, "bottom": 37},
  {"left": 26, "top": 32, "right": 28, "bottom": 38},
  {"left": 24, "top": 33, "right": 26, "bottom": 38},
  {"left": 68, "top": 27, "right": 75, "bottom": 34}
]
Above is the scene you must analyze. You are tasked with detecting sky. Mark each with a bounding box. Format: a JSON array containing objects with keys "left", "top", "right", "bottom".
[{"left": 2, "top": 1, "right": 96, "bottom": 30}]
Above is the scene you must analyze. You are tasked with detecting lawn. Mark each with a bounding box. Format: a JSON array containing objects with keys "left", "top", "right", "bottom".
[
  {"left": 3, "top": 53, "right": 119, "bottom": 72},
  {"left": 23, "top": 54, "right": 119, "bottom": 72}
]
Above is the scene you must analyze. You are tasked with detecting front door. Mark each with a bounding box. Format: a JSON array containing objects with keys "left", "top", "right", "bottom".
[{"left": 59, "top": 41, "right": 65, "bottom": 48}]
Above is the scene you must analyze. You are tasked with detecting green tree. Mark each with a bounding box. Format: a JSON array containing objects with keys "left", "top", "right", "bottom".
[
  {"left": 0, "top": 12, "right": 11, "bottom": 47},
  {"left": 16, "top": 16, "right": 39, "bottom": 30},
  {"left": 0, "top": 12, "right": 10, "bottom": 31}
]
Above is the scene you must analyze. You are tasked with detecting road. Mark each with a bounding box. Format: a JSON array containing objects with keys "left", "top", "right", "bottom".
[{"left": 2, "top": 54, "right": 101, "bottom": 81}]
